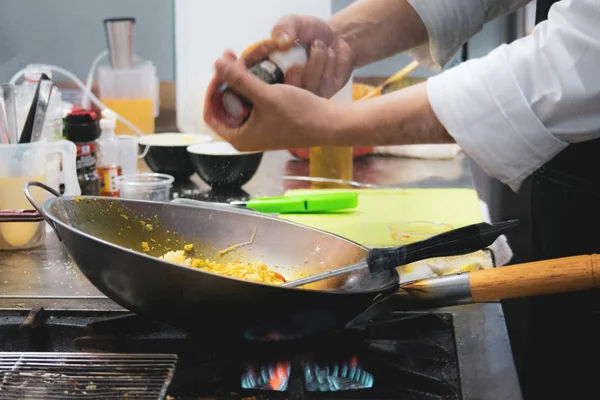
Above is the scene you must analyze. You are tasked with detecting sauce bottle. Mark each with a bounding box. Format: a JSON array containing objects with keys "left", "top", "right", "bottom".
[
  {"left": 214, "top": 43, "right": 308, "bottom": 127},
  {"left": 96, "top": 109, "right": 122, "bottom": 197},
  {"left": 65, "top": 110, "right": 101, "bottom": 195}
]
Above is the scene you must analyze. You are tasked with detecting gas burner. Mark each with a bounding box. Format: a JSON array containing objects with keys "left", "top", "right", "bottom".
[
  {"left": 242, "top": 361, "right": 291, "bottom": 391},
  {"left": 240, "top": 357, "right": 374, "bottom": 394},
  {"left": 304, "top": 357, "right": 375, "bottom": 392},
  {"left": 0, "top": 309, "right": 462, "bottom": 399}
]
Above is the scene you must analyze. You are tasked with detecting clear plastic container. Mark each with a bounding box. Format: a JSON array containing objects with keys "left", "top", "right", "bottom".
[
  {"left": 15, "top": 65, "right": 63, "bottom": 142},
  {"left": 117, "top": 173, "right": 173, "bottom": 202},
  {"left": 15, "top": 65, "right": 64, "bottom": 193},
  {"left": 98, "top": 60, "right": 158, "bottom": 135},
  {"left": 388, "top": 221, "right": 454, "bottom": 246},
  {"left": 0, "top": 140, "right": 80, "bottom": 250}
]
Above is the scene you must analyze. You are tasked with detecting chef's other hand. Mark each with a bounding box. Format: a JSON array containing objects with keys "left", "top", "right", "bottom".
[
  {"left": 272, "top": 15, "right": 355, "bottom": 99},
  {"left": 203, "top": 51, "right": 344, "bottom": 152}
]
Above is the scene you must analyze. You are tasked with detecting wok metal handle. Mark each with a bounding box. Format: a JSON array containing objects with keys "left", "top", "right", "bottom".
[
  {"left": 367, "top": 220, "right": 520, "bottom": 272},
  {"left": 24, "top": 181, "right": 62, "bottom": 240},
  {"left": 281, "top": 219, "right": 520, "bottom": 288}
]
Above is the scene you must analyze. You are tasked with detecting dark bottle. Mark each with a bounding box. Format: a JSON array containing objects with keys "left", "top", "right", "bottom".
[{"left": 65, "top": 110, "right": 101, "bottom": 196}]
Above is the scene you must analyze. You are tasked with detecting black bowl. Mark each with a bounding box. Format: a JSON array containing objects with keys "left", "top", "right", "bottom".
[
  {"left": 138, "top": 133, "right": 212, "bottom": 181},
  {"left": 187, "top": 142, "right": 263, "bottom": 189}
]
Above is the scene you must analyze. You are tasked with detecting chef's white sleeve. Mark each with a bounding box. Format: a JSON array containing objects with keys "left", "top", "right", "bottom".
[
  {"left": 426, "top": 0, "right": 600, "bottom": 191},
  {"left": 405, "top": 0, "right": 531, "bottom": 69}
]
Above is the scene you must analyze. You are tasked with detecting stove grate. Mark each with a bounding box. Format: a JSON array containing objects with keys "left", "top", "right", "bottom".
[{"left": 0, "top": 352, "right": 177, "bottom": 399}]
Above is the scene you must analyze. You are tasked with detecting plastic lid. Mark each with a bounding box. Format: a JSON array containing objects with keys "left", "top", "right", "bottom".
[
  {"left": 65, "top": 110, "right": 99, "bottom": 142},
  {"left": 100, "top": 118, "right": 116, "bottom": 130},
  {"left": 102, "top": 108, "right": 117, "bottom": 121},
  {"left": 100, "top": 109, "right": 117, "bottom": 130}
]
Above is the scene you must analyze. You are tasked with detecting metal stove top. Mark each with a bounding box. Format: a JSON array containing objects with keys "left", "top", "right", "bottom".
[{"left": 0, "top": 308, "right": 462, "bottom": 400}]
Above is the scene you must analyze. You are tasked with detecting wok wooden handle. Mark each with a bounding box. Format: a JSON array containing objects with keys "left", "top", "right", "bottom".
[{"left": 470, "top": 254, "right": 600, "bottom": 302}]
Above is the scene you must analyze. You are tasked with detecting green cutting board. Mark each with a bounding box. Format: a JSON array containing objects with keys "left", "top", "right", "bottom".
[{"left": 279, "top": 188, "right": 483, "bottom": 247}]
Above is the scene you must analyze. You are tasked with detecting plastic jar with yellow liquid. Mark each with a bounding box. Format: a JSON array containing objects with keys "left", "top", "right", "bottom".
[{"left": 98, "top": 60, "right": 158, "bottom": 135}]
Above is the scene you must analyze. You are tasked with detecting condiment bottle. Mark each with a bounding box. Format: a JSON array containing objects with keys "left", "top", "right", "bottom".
[
  {"left": 309, "top": 79, "right": 354, "bottom": 188},
  {"left": 96, "top": 109, "right": 122, "bottom": 197},
  {"left": 65, "top": 110, "right": 101, "bottom": 195},
  {"left": 214, "top": 43, "right": 308, "bottom": 127}
]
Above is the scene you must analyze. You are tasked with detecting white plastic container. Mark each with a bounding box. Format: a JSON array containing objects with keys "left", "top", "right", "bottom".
[{"left": 0, "top": 140, "right": 80, "bottom": 250}]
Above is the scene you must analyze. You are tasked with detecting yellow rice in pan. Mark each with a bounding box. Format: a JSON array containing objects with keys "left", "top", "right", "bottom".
[{"left": 159, "top": 246, "right": 286, "bottom": 285}]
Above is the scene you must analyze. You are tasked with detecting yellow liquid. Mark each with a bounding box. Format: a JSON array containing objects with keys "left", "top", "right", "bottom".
[
  {"left": 309, "top": 147, "right": 354, "bottom": 189},
  {"left": 0, "top": 175, "right": 46, "bottom": 249},
  {"left": 101, "top": 98, "right": 155, "bottom": 135}
]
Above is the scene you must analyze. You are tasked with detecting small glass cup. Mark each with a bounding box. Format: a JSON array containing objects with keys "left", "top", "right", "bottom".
[
  {"left": 389, "top": 221, "right": 454, "bottom": 246},
  {"left": 116, "top": 173, "right": 174, "bottom": 202}
]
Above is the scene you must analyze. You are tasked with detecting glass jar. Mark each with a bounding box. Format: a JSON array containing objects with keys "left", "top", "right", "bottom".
[{"left": 309, "top": 79, "right": 354, "bottom": 188}]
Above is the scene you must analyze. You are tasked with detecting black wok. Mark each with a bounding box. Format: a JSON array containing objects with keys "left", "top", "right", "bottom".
[{"left": 25, "top": 182, "right": 518, "bottom": 340}]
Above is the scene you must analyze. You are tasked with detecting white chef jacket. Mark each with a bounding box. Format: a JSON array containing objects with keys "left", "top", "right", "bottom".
[{"left": 406, "top": 0, "right": 600, "bottom": 190}]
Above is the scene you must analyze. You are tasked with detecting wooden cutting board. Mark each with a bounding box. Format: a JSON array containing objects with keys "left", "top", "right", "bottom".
[{"left": 279, "top": 188, "right": 483, "bottom": 247}]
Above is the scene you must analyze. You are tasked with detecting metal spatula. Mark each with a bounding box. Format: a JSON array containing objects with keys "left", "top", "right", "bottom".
[{"left": 281, "top": 220, "right": 520, "bottom": 288}]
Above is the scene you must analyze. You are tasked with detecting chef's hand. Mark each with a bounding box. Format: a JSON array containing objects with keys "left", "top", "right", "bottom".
[
  {"left": 271, "top": 15, "right": 355, "bottom": 98},
  {"left": 203, "top": 51, "right": 345, "bottom": 152}
]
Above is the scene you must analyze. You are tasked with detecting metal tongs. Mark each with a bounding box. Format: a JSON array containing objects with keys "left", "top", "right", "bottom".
[
  {"left": 0, "top": 83, "right": 18, "bottom": 144},
  {"left": 18, "top": 73, "right": 54, "bottom": 144},
  {"left": 281, "top": 219, "right": 520, "bottom": 288},
  {"left": 0, "top": 95, "right": 10, "bottom": 144}
]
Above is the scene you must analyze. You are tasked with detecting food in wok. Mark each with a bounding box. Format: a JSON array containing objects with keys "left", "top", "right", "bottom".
[{"left": 155, "top": 244, "right": 287, "bottom": 284}]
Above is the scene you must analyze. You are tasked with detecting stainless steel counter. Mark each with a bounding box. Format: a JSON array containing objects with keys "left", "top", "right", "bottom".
[{"left": 0, "top": 150, "right": 522, "bottom": 400}]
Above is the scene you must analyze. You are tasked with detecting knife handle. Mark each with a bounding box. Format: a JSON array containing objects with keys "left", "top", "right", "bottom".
[{"left": 245, "top": 192, "right": 358, "bottom": 214}]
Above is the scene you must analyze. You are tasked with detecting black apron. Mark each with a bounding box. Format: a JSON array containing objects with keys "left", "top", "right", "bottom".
[{"left": 517, "top": 1, "right": 600, "bottom": 399}]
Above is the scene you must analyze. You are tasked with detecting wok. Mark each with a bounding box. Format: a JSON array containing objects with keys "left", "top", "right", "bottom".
[{"left": 25, "top": 182, "right": 600, "bottom": 340}]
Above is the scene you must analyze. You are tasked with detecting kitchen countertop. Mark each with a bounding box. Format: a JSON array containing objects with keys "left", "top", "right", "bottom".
[{"left": 0, "top": 150, "right": 522, "bottom": 400}]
